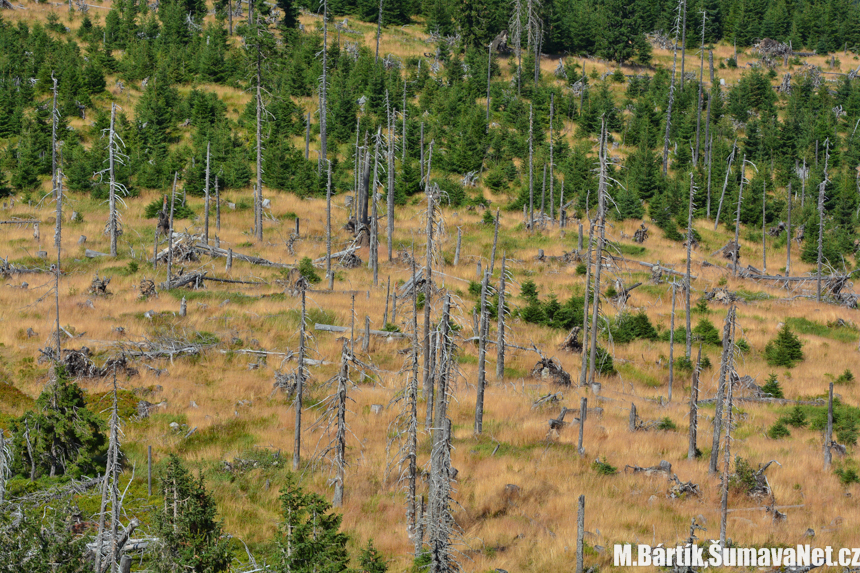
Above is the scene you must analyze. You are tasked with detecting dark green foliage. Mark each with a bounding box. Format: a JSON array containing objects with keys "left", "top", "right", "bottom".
[
  {"left": 585, "top": 345, "right": 616, "bottom": 376},
  {"left": 656, "top": 417, "right": 677, "bottom": 431},
  {"left": 736, "top": 339, "right": 751, "bottom": 354},
  {"left": 0, "top": 503, "right": 89, "bottom": 573},
  {"left": 835, "top": 464, "right": 860, "bottom": 485},
  {"left": 591, "top": 457, "right": 618, "bottom": 475},
  {"left": 482, "top": 209, "right": 495, "bottom": 226},
  {"left": 784, "top": 405, "right": 807, "bottom": 428},
  {"left": 610, "top": 311, "right": 658, "bottom": 344},
  {"left": 298, "top": 257, "right": 321, "bottom": 284},
  {"left": 152, "top": 455, "right": 231, "bottom": 573},
  {"left": 765, "top": 324, "right": 804, "bottom": 367},
  {"left": 274, "top": 474, "right": 351, "bottom": 573},
  {"left": 144, "top": 198, "right": 194, "bottom": 219},
  {"left": 520, "top": 280, "right": 539, "bottom": 303},
  {"left": 10, "top": 368, "right": 107, "bottom": 479},
  {"left": 359, "top": 540, "right": 388, "bottom": 573},
  {"left": 728, "top": 457, "right": 758, "bottom": 494},
  {"left": 835, "top": 369, "right": 855, "bottom": 386},
  {"left": 575, "top": 263, "right": 587, "bottom": 275},
  {"left": 761, "top": 373, "right": 785, "bottom": 399},
  {"left": 693, "top": 299, "right": 709, "bottom": 314},
  {"left": 767, "top": 419, "right": 791, "bottom": 439}
]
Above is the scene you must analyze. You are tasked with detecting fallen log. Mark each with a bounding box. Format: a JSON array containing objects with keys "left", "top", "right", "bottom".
[
  {"left": 697, "top": 396, "right": 825, "bottom": 406},
  {"left": 85, "top": 249, "right": 111, "bottom": 258},
  {"left": 0, "top": 219, "right": 38, "bottom": 225},
  {"left": 314, "top": 323, "right": 408, "bottom": 338}
]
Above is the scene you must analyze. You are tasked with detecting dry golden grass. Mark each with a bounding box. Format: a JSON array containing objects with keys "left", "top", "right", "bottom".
[{"left": 2, "top": 4, "right": 860, "bottom": 571}]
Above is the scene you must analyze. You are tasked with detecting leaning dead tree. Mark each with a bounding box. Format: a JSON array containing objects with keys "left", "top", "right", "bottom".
[
  {"left": 474, "top": 270, "right": 490, "bottom": 434},
  {"left": 496, "top": 255, "right": 507, "bottom": 380},
  {"left": 732, "top": 154, "right": 749, "bottom": 277},
  {"left": 817, "top": 140, "right": 829, "bottom": 302},
  {"left": 713, "top": 141, "right": 737, "bottom": 229}
]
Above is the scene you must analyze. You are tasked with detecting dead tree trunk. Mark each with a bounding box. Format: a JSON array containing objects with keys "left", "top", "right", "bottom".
[
  {"left": 679, "top": 0, "right": 687, "bottom": 90},
  {"left": 387, "top": 102, "right": 395, "bottom": 262},
  {"left": 486, "top": 42, "right": 492, "bottom": 132},
  {"left": 709, "top": 303, "right": 735, "bottom": 474},
  {"left": 685, "top": 173, "right": 694, "bottom": 358},
  {"left": 369, "top": 132, "right": 380, "bottom": 286},
  {"left": 587, "top": 124, "right": 608, "bottom": 386},
  {"left": 549, "top": 92, "right": 555, "bottom": 220},
  {"left": 406, "top": 260, "right": 421, "bottom": 556},
  {"left": 319, "top": 0, "right": 328, "bottom": 174},
  {"left": 423, "top": 185, "right": 435, "bottom": 429},
  {"left": 714, "top": 141, "right": 737, "bottom": 229},
  {"left": 293, "top": 287, "right": 306, "bottom": 471},
  {"left": 732, "top": 154, "right": 746, "bottom": 277},
  {"left": 662, "top": 3, "right": 682, "bottom": 174},
  {"left": 669, "top": 282, "right": 676, "bottom": 402},
  {"left": 108, "top": 103, "right": 118, "bottom": 256},
  {"left": 475, "top": 270, "right": 490, "bottom": 434},
  {"left": 577, "top": 397, "right": 586, "bottom": 455},
  {"left": 575, "top": 494, "right": 585, "bottom": 573},
  {"left": 762, "top": 180, "right": 766, "bottom": 273},
  {"left": 203, "top": 141, "right": 210, "bottom": 246},
  {"left": 688, "top": 344, "right": 701, "bottom": 460},
  {"left": 332, "top": 341, "right": 349, "bottom": 507},
  {"left": 718, "top": 311, "right": 736, "bottom": 547},
  {"left": 326, "top": 162, "right": 333, "bottom": 289},
  {"left": 374, "top": 0, "right": 383, "bottom": 63},
  {"left": 453, "top": 227, "right": 461, "bottom": 266},
  {"left": 540, "top": 163, "right": 547, "bottom": 222},
  {"left": 51, "top": 75, "right": 58, "bottom": 200},
  {"left": 786, "top": 182, "right": 792, "bottom": 277},
  {"left": 817, "top": 141, "right": 829, "bottom": 302},
  {"left": 255, "top": 33, "right": 263, "bottom": 242},
  {"left": 490, "top": 210, "right": 499, "bottom": 274},
  {"left": 579, "top": 217, "right": 596, "bottom": 387},
  {"left": 694, "top": 10, "right": 706, "bottom": 165},
  {"left": 496, "top": 255, "right": 506, "bottom": 380},
  {"left": 419, "top": 122, "right": 425, "bottom": 186},
  {"left": 824, "top": 381, "right": 833, "bottom": 470},
  {"left": 215, "top": 175, "right": 220, "bottom": 232},
  {"left": 528, "top": 104, "right": 534, "bottom": 229},
  {"left": 166, "top": 174, "right": 177, "bottom": 288}
]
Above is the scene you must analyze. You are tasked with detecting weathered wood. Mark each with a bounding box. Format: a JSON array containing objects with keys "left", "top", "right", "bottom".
[
  {"left": 577, "top": 396, "right": 586, "bottom": 455},
  {"left": 732, "top": 154, "right": 746, "bottom": 276},
  {"left": 628, "top": 402, "right": 637, "bottom": 431},
  {"left": 689, "top": 344, "right": 701, "bottom": 460},
  {"left": 474, "top": 270, "right": 490, "bottom": 434},
  {"left": 669, "top": 283, "right": 676, "bottom": 402},
  {"left": 575, "top": 495, "right": 585, "bottom": 573},
  {"left": 453, "top": 227, "right": 462, "bottom": 266},
  {"left": 496, "top": 255, "right": 506, "bottom": 380},
  {"left": 824, "top": 382, "right": 833, "bottom": 469},
  {"left": 314, "top": 323, "right": 407, "bottom": 338}
]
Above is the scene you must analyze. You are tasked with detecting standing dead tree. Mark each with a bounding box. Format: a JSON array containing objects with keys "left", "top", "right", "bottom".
[
  {"left": 713, "top": 141, "right": 737, "bottom": 229},
  {"left": 319, "top": 0, "right": 329, "bottom": 175},
  {"left": 732, "top": 154, "right": 749, "bottom": 277},
  {"left": 387, "top": 95, "right": 396, "bottom": 262},
  {"left": 662, "top": 0, "right": 683, "bottom": 174},
  {"left": 326, "top": 162, "right": 334, "bottom": 289},
  {"left": 786, "top": 182, "right": 792, "bottom": 277},
  {"left": 94, "top": 373, "right": 123, "bottom": 573},
  {"left": 579, "top": 215, "right": 596, "bottom": 387},
  {"left": 817, "top": 140, "right": 829, "bottom": 302},
  {"left": 293, "top": 286, "right": 308, "bottom": 471},
  {"left": 496, "top": 255, "right": 507, "bottom": 380},
  {"left": 587, "top": 123, "right": 609, "bottom": 386},
  {"left": 709, "top": 302, "right": 736, "bottom": 474},
  {"left": 0, "top": 429, "right": 9, "bottom": 503},
  {"left": 510, "top": 0, "right": 524, "bottom": 93},
  {"left": 475, "top": 270, "right": 490, "bottom": 434},
  {"left": 103, "top": 103, "right": 128, "bottom": 257},
  {"left": 528, "top": 103, "right": 534, "bottom": 229},
  {"left": 718, "top": 308, "right": 737, "bottom": 547},
  {"left": 669, "top": 281, "right": 676, "bottom": 402},
  {"left": 824, "top": 382, "right": 834, "bottom": 470},
  {"left": 685, "top": 173, "right": 695, "bottom": 358},
  {"left": 694, "top": 10, "right": 707, "bottom": 166},
  {"left": 688, "top": 344, "right": 701, "bottom": 460}
]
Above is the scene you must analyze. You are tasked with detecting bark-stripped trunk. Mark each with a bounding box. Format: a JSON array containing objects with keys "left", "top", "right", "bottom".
[
  {"left": 669, "top": 283, "right": 676, "bottom": 402},
  {"left": 496, "top": 255, "right": 506, "bottom": 380},
  {"left": 817, "top": 142, "right": 829, "bottom": 302},
  {"left": 575, "top": 495, "right": 585, "bottom": 573},
  {"left": 824, "top": 382, "right": 834, "bottom": 469},
  {"left": 332, "top": 341, "right": 349, "bottom": 507},
  {"left": 549, "top": 93, "right": 555, "bottom": 220},
  {"left": 407, "top": 259, "right": 421, "bottom": 556},
  {"left": 255, "top": 35, "right": 263, "bottom": 242},
  {"left": 587, "top": 125, "right": 608, "bottom": 386},
  {"left": 718, "top": 310, "right": 736, "bottom": 546},
  {"left": 732, "top": 154, "right": 746, "bottom": 276},
  {"left": 474, "top": 270, "right": 490, "bottom": 434},
  {"left": 108, "top": 103, "right": 118, "bottom": 256},
  {"left": 528, "top": 104, "right": 534, "bottom": 229},
  {"left": 714, "top": 141, "right": 737, "bottom": 229},
  {"left": 709, "top": 303, "right": 735, "bottom": 474},
  {"left": 786, "top": 182, "right": 792, "bottom": 277},
  {"left": 326, "top": 162, "right": 333, "bottom": 289},
  {"left": 422, "top": 183, "right": 434, "bottom": 428},
  {"left": 166, "top": 174, "right": 177, "bottom": 288},
  {"left": 688, "top": 344, "right": 701, "bottom": 460},
  {"left": 685, "top": 173, "right": 694, "bottom": 358},
  {"left": 293, "top": 287, "right": 306, "bottom": 471},
  {"left": 203, "top": 141, "right": 210, "bottom": 246},
  {"left": 387, "top": 99, "right": 395, "bottom": 262},
  {"left": 489, "top": 210, "right": 499, "bottom": 274},
  {"left": 579, "top": 216, "right": 596, "bottom": 387}
]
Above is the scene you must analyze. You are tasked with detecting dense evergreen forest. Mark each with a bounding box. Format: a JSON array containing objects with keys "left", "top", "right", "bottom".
[{"left": 3, "top": 0, "right": 860, "bottom": 570}]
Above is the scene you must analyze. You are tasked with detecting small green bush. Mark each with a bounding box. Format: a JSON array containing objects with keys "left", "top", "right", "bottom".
[
  {"left": 835, "top": 369, "right": 855, "bottom": 385},
  {"left": 144, "top": 198, "right": 194, "bottom": 220},
  {"left": 835, "top": 465, "right": 860, "bottom": 485},
  {"left": 767, "top": 420, "right": 791, "bottom": 439},
  {"left": 575, "top": 263, "right": 587, "bottom": 275},
  {"left": 784, "top": 405, "right": 807, "bottom": 427},
  {"left": 656, "top": 417, "right": 677, "bottom": 431},
  {"left": 761, "top": 373, "right": 784, "bottom": 399},
  {"left": 765, "top": 325, "right": 803, "bottom": 367},
  {"left": 728, "top": 457, "right": 757, "bottom": 494},
  {"left": 611, "top": 311, "right": 658, "bottom": 344},
  {"left": 592, "top": 457, "right": 618, "bottom": 475},
  {"left": 298, "top": 257, "right": 321, "bottom": 284},
  {"left": 482, "top": 210, "right": 495, "bottom": 226}
]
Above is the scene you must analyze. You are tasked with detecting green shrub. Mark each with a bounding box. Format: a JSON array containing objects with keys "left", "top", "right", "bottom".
[
  {"left": 736, "top": 339, "right": 751, "bottom": 353},
  {"left": 767, "top": 420, "right": 791, "bottom": 439},
  {"left": 482, "top": 209, "right": 495, "bottom": 226},
  {"left": 765, "top": 325, "right": 804, "bottom": 367},
  {"left": 298, "top": 257, "right": 321, "bottom": 284},
  {"left": 144, "top": 198, "right": 194, "bottom": 220},
  {"left": 656, "top": 417, "right": 677, "bottom": 431},
  {"left": 692, "top": 318, "right": 722, "bottom": 346},
  {"left": 835, "top": 369, "right": 855, "bottom": 385},
  {"left": 611, "top": 311, "right": 658, "bottom": 344},
  {"left": 728, "top": 457, "right": 757, "bottom": 494},
  {"left": 592, "top": 457, "right": 618, "bottom": 475},
  {"left": 693, "top": 299, "right": 709, "bottom": 314},
  {"left": 835, "top": 464, "right": 860, "bottom": 485},
  {"left": 761, "top": 373, "right": 784, "bottom": 399},
  {"left": 784, "top": 405, "right": 807, "bottom": 427},
  {"left": 576, "top": 263, "right": 587, "bottom": 275},
  {"left": 520, "top": 279, "right": 539, "bottom": 302}
]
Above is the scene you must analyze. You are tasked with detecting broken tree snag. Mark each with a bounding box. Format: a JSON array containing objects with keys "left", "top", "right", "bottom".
[
  {"left": 628, "top": 402, "right": 638, "bottom": 431},
  {"left": 575, "top": 495, "right": 585, "bottom": 573},
  {"left": 824, "top": 381, "right": 834, "bottom": 470},
  {"left": 668, "top": 282, "right": 676, "bottom": 403},
  {"left": 710, "top": 303, "right": 735, "bottom": 474},
  {"left": 577, "top": 397, "right": 586, "bottom": 455},
  {"left": 474, "top": 270, "right": 490, "bottom": 435},
  {"left": 610, "top": 278, "right": 642, "bottom": 306},
  {"left": 531, "top": 357, "right": 571, "bottom": 386},
  {"left": 453, "top": 227, "right": 461, "bottom": 266},
  {"left": 633, "top": 223, "right": 648, "bottom": 243},
  {"left": 559, "top": 326, "right": 582, "bottom": 352},
  {"left": 732, "top": 153, "right": 747, "bottom": 277}
]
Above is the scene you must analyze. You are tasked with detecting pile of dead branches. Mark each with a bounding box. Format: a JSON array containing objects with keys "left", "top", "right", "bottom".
[
  {"left": 633, "top": 224, "right": 648, "bottom": 244},
  {"left": 795, "top": 63, "right": 824, "bottom": 88},
  {"left": 668, "top": 474, "right": 701, "bottom": 498},
  {"left": 731, "top": 460, "right": 779, "bottom": 500},
  {"left": 112, "top": 330, "right": 219, "bottom": 361},
  {"left": 37, "top": 347, "right": 138, "bottom": 378},
  {"left": 140, "top": 278, "right": 157, "bottom": 299},
  {"left": 714, "top": 241, "right": 740, "bottom": 261},
  {"left": 703, "top": 287, "right": 736, "bottom": 304},
  {"left": 624, "top": 460, "right": 672, "bottom": 476},
  {"left": 767, "top": 221, "right": 786, "bottom": 236},
  {"left": 753, "top": 38, "right": 792, "bottom": 59},
  {"left": 645, "top": 31, "right": 673, "bottom": 50},
  {"left": 530, "top": 357, "right": 572, "bottom": 386}
]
